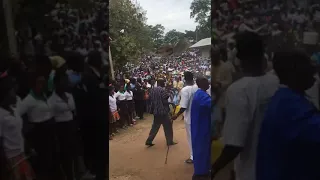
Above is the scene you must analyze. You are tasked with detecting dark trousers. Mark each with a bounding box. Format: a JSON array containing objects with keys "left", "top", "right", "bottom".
[
  {"left": 81, "top": 123, "right": 96, "bottom": 175},
  {"left": 146, "top": 114, "right": 173, "bottom": 145},
  {"left": 56, "top": 120, "right": 77, "bottom": 180},
  {"left": 30, "top": 119, "right": 57, "bottom": 180},
  {"left": 81, "top": 120, "right": 108, "bottom": 180},
  {"left": 95, "top": 132, "right": 108, "bottom": 180},
  {"left": 135, "top": 99, "right": 145, "bottom": 118},
  {"left": 118, "top": 100, "right": 128, "bottom": 126}
]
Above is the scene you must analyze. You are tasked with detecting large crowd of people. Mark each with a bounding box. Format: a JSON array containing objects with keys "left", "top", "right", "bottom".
[
  {"left": 109, "top": 50, "right": 213, "bottom": 180},
  {"left": 211, "top": 1, "right": 320, "bottom": 180},
  {"left": 213, "top": 0, "right": 320, "bottom": 62},
  {"left": 108, "top": 51, "right": 211, "bottom": 139},
  {"left": 0, "top": 1, "right": 108, "bottom": 180}
]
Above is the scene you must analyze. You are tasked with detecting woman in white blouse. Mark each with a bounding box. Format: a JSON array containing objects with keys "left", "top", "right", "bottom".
[
  {"left": 48, "top": 72, "right": 76, "bottom": 180},
  {"left": 18, "top": 72, "right": 56, "bottom": 180},
  {"left": 114, "top": 85, "right": 129, "bottom": 128},
  {"left": 109, "top": 87, "right": 119, "bottom": 139},
  {"left": 0, "top": 73, "right": 35, "bottom": 180},
  {"left": 125, "top": 86, "right": 135, "bottom": 126}
]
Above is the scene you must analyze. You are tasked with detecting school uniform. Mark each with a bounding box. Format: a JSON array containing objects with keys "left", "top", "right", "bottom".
[
  {"left": 18, "top": 92, "right": 56, "bottom": 178},
  {"left": 109, "top": 95, "right": 120, "bottom": 123},
  {"left": 125, "top": 90, "right": 134, "bottom": 124},
  {"left": 48, "top": 92, "right": 76, "bottom": 180},
  {"left": 0, "top": 107, "right": 35, "bottom": 180},
  {"left": 115, "top": 91, "right": 128, "bottom": 126}
]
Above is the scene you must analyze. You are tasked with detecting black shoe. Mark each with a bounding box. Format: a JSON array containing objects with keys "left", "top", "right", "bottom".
[
  {"left": 167, "top": 142, "right": 178, "bottom": 146},
  {"left": 145, "top": 142, "right": 155, "bottom": 147}
]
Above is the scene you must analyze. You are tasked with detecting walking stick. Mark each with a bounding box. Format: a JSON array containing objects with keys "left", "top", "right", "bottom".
[{"left": 164, "top": 103, "right": 176, "bottom": 164}]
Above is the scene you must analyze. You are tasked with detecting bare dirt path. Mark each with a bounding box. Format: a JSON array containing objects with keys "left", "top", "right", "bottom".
[
  {"left": 109, "top": 113, "right": 232, "bottom": 180},
  {"left": 109, "top": 114, "right": 194, "bottom": 180}
]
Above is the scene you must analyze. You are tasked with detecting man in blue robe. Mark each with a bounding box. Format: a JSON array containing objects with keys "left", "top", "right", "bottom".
[
  {"left": 191, "top": 77, "right": 211, "bottom": 179},
  {"left": 257, "top": 50, "right": 320, "bottom": 180}
]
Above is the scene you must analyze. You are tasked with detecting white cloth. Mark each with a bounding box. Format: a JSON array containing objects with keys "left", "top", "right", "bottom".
[
  {"left": 0, "top": 107, "right": 24, "bottom": 158},
  {"left": 48, "top": 92, "right": 75, "bottom": 122},
  {"left": 179, "top": 84, "right": 198, "bottom": 124},
  {"left": 305, "top": 75, "right": 320, "bottom": 109},
  {"left": 114, "top": 91, "right": 126, "bottom": 101},
  {"left": 185, "top": 123, "right": 193, "bottom": 160},
  {"left": 109, "top": 95, "right": 117, "bottom": 112},
  {"left": 124, "top": 91, "right": 133, "bottom": 100},
  {"left": 18, "top": 94, "right": 53, "bottom": 123},
  {"left": 207, "top": 86, "right": 211, "bottom": 96},
  {"left": 223, "top": 74, "right": 279, "bottom": 180}
]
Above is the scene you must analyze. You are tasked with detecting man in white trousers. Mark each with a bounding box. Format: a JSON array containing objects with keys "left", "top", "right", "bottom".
[{"left": 172, "top": 71, "right": 198, "bottom": 164}]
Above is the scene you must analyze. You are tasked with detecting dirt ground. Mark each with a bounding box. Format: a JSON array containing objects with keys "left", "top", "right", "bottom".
[{"left": 109, "top": 113, "right": 232, "bottom": 180}]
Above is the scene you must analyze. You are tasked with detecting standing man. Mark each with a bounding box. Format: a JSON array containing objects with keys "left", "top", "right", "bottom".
[
  {"left": 211, "top": 32, "right": 279, "bottom": 180},
  {"left": 191, "top": 77, "right": 211, "bottom": 180},
  {"left": 134, "top": 78, "right": 145, "bottom": 119},
  {"left": 172, "top": 71, "right": 198, "bottom": 164},
  {"left": 82, "top": 51, "right": 108, "bottom": 180},
  {"left": 145, "top": 79, "right": 177, "bottom": 146}
]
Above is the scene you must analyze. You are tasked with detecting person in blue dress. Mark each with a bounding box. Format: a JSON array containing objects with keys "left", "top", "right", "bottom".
[
  {"left": 191, "top": 77, "right": 211, "bottom": 180},
  {"left": 257, "top": 50, "right": 320, "bottom": 180}
]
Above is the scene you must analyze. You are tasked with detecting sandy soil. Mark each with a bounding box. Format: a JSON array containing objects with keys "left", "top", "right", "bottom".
[{"left": 109, "top": 113, "right": 232, "bottom": 180}]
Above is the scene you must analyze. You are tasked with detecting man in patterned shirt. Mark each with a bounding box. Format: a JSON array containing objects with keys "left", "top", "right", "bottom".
[{"left": 145, "top": 78, "right": 177, "bottom": 146}]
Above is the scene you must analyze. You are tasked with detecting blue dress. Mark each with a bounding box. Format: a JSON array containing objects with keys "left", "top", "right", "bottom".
[{"left": 191, "top": 89, "right": 211, "bottom": 175}]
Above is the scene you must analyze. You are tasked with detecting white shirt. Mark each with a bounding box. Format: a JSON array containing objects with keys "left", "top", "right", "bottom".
[
  {"left": 0, "top": 107, "right": 24, "bottom": 158},
  {"left": 114, "top": 91, "right": 126, "bottom": 101},
  {"left": 305, "top": 75, "right": 320, "bottom": 109},
  {"left": 124, "top": 91, "right": 133, "bottom": 100},
  {"left": 207, "top": 86, "right": 211, "bottom": 96},
  {"left": 179, "top": 84, "right": 198, "bottom": 124},
  {"left": 109, "top": 95, "right": 117, "bottom": 112},
  {"left": 223, "top": 74, "right": 279, "bottom": 180},
  {"left": 18, "top": 94, "right": 53, "bottom": 123},
  {"left": 48, "top": 92, "right": 75, "bottom": 122}
]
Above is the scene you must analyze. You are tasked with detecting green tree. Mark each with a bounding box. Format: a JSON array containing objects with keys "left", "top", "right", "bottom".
[
  {"left": 109, "top": 0, "right": 154, "bottom": 69},
  {"left": 148, "top": 24, "right": 165, "bottom": 49},
  {"left": 190, "top": 0, "right": 211, "bottom": 40},
  {"left": 184, "top": 30, "right": 196, "bottom": 42},
  {"left": 163, "top": 29, "right": 185, "bottom": 45}
]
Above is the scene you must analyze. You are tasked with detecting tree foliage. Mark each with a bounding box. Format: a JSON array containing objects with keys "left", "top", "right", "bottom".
[
  {"left": 110, "top": 0, "right": 155, "bottom": 69},
  {"left": 163, "top": 29, "right": 185, "bottom": 45},
  {"left": 148, "top": 24, "right": 165, "bottom": 49},
  {"left": 190, "top": 0, "right": 211, "bottom": 40}
]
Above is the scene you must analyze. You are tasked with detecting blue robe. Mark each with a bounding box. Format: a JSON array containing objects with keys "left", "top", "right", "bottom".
[
  {"left": 191, "top": 89, "right": 211, "bottom": 175},
  {"left": 257, "top": 87, "right": 320, "bottom": 180}
]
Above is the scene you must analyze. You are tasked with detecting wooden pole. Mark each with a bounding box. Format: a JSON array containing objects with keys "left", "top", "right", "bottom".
[
  {"left": 3, "top": 0, "right": 17, "bottom": 57},
  {"left": 109, "top": 45, "right": 115, "bottom": 80}
]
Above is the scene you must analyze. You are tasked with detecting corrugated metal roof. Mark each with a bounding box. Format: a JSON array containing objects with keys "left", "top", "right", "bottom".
[{"left": 190, "top": 38, "right": 211, "bottom": 48}]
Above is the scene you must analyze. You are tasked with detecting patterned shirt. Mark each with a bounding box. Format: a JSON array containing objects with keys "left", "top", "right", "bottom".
[{"left": 150, "top": 87, "right": 170, "bottom": 115}]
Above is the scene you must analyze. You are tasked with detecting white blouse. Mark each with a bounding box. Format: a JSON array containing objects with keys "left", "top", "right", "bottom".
[
  {"left": 109, "top": 95, "right": 117, "bottom": 112},
  {"left": 48, "top": 92, "right": 75, "bottom": 122},
  {"left": 0, "top": 107, "right": 24, "bottom": 158},
  {"left": 18, "top": 94, "right": 53, "bottom": 123},
  {"left": 114, "top": 91, "right": 126, "bottom": 101},
  {"left": 124, "top": 91, "right": 133, "bottom": 100}
]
